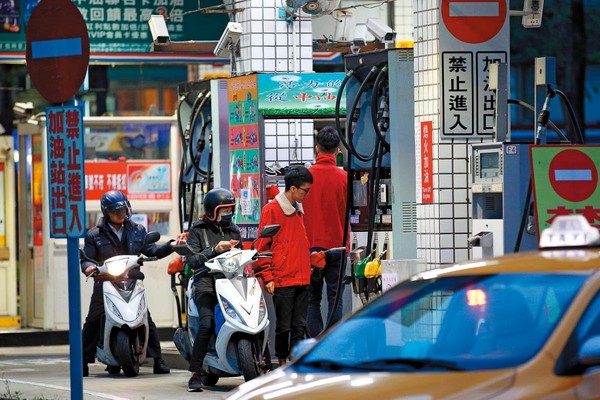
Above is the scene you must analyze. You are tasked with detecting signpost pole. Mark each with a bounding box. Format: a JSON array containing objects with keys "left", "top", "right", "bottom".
[{"left": 67, "top": 237, "right": 83, "bottom": 400}]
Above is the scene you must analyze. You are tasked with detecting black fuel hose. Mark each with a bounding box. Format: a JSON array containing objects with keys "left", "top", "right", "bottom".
[{"left": 370, "top": 65, "right": 391, "bottom": 152}]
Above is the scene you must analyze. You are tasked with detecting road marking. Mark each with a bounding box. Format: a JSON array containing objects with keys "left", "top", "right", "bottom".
[
  {"left": 555, "top": 169, "right": 593, "bottom": 181},
  {"left": 1, "top": 378, "right": 132, "bottom": 400}
]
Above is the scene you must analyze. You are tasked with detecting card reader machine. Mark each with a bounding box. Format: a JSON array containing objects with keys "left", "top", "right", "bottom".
[{"left": 471, "top": 143, "right": 537, "bottom": 258}]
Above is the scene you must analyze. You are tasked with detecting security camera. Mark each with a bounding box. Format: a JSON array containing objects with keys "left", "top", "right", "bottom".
[
  {"left": 13, "top": 102, "right": 34, "bottom": 118},
  {"left": 214, "top": 22, "right": 243, "bottom": 58},
  {"left": 353, "top": 23, "right": 368, "bottom": 46},
  {"left": 366, "top": 18, "right": 396, "bottom": 43},
  {"left": 148, "top": 15, "right": 170, "bottom": 45}
]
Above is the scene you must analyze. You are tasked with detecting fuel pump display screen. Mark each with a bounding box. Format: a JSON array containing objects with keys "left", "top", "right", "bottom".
[{"left": 480, "top": 152, "right": 500, "bottom": 178}]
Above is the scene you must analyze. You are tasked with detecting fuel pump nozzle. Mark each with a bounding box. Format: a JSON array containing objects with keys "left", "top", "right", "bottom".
[{"left": 535, "top": 84, "right": 555, "bottom": 144}]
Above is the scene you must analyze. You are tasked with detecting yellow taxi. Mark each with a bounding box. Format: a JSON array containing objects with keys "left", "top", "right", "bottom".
[{"left": 226, "top": 215, "right": 600, "bottom": 400}]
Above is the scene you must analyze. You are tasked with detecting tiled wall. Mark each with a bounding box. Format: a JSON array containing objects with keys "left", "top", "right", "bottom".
[
  {"left": 394, "top": 0, "right": 413, "bottom": 44},
  {"left": 237, "top": 0, "right": 313, "bottom": 74},
  {"left": 236, "top": 1, "right": 315, "bottom": 176},
  {"left": 414, "top": 0, "right": 472, "bottom": 269}
]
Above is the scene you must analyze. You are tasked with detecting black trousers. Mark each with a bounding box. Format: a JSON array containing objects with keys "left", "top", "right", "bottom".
[
  {"left": 82, "top": 282, "right": 162, "bottom": 364},
  {"left": 188, "top": 275, "right": 216, "bottom": 373},
  {"left": 273, "top": 285, "right": 309, "bottom": 360}
]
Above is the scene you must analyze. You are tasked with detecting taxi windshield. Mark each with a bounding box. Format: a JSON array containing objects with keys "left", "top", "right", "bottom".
[{"left": 297, "top": 273, "right": 586, "bottom": 372}]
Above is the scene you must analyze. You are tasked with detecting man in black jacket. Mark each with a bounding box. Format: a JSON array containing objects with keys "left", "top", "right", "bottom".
[
  {"left": 80, "top": 190, "right": 177, "bottom": 377},
  {"left": 185, "top": 188, "right": 244, "bottom": 392}
]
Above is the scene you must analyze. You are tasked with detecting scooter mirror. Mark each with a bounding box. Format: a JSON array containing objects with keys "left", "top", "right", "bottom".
[
  {"left": 173, "top": 244, "right": 193, "bottom": 256},
  {"left": 144, "top": 231, "right": 161, "bottom": 245},
  {"left": 259, "top": 224, "right": 280, "bottom": 239}
]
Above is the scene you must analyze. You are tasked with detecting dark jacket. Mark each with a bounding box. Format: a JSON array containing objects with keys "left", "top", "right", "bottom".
[
  {"left": 80, "top": 217, "right": 174, "bottom": 275},
  {"left": 186, "top": 219, "right": 243, "bottom": 275}
]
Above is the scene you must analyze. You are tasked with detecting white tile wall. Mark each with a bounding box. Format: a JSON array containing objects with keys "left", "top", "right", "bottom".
[{"left": 414, "top": 0, "right": 473, "bottom": 270}]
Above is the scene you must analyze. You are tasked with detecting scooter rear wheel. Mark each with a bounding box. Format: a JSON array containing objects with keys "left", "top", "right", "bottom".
[
  {"left": 202, "top": 372, "right": 219, "bottom": 386},
  {"left": 116, "top": 330, "right": 140, "bottom": 377},
  {"left": 237, "top": 339, "right": 261, "bottom": 381}
]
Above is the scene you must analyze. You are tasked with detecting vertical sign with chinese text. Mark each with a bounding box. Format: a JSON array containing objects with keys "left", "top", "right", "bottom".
[
  {"left": 440, "top": 0, "right": 509, "bottom": 139},
  {"left": 421, "top": 121, "right": 434, "bottom": 203},
  {"left": 228, "top": 75, "right": 260, "bottom": 241},
  {"left": 530, "top": 145, "right": 600, "bottom": 235},
  {"left": 46, "top": 106, "right": 86, "bottom": 238}
]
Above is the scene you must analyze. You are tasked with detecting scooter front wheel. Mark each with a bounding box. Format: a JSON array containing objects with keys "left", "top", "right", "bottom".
[
  {"left": 116, "top": 330, "right": 140, "bottom": 377},
  {"left": 237, "top": 339, "right": 261, "bottom": 381}
]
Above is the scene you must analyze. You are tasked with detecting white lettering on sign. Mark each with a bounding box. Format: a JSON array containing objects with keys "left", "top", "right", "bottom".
[{"left": 450, "top": 2, "right": 499, "bottom": 17}]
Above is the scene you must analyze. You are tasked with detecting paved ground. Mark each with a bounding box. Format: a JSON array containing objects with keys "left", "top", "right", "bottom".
[{"left": 0, "top": 343, "right": 245, "bottom": 400}]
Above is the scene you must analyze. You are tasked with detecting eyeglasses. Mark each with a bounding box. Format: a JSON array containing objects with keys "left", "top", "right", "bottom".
[{"left": 296, "top": 186, "right": 310, "bottom": 194}]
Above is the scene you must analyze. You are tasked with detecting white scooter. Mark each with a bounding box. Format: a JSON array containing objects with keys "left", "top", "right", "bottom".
[
  {"left": 82, "top": 231, "right": 161, "bottom": 377},
  {"left": 171, "top": 224, "right": 280, "bottom": 385}
]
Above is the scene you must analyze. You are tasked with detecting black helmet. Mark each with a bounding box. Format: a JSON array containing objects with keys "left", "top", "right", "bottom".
[
  {"left": 101, "top": 190, "right": 132, "bottom": 220},
  {"left": 204, "top": 188, "right": 236, "bottom": 221}
]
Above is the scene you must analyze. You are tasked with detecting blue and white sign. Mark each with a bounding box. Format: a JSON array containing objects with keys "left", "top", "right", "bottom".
[{"left": 46, "top": 105, "right": 86, "bottom": 238}]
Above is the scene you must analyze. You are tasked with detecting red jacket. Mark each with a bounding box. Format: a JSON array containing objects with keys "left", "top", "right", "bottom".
[
  {"left": 253, "top": 192, "right": 311, "bottom": 288},
  {"left": 302, "top": 153, "right": 348, "bottom": 249}
]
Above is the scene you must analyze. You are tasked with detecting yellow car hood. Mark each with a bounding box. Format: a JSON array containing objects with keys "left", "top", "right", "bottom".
[{"left": 227, "top": 368, "right": 516, "bottom": 400}]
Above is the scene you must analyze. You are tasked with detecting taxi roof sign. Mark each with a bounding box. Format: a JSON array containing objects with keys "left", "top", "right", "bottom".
[{"left": 539, "top": 215, "right": 600, "bottom": 249}]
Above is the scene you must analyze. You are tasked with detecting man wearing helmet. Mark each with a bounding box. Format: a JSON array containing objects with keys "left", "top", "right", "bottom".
[
  {"left": 80, "top": 190, "right": 179, "bottom": 377},
  {"left": 185, "top": 187, "right": 245, "bottom": 392}
]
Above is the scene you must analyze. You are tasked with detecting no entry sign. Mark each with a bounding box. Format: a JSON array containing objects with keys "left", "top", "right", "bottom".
[
  {"left": 549, "top": 149, "right": 598, "bottom": 202},
  {"left": 531, "top": 146, "right": 600, "bottom": 234},
  {"left": 441, "top": 0, "right": 507, "bottom": 44},
  {"left": 25, "top": 0, "right": 90, "bottom": 104}
]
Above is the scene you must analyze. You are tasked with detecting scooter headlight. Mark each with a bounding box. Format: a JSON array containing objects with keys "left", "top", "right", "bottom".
[
  {"left": 218, "top": 253, "right": 242, "bottom": 274},
  {"left": 258, "top": 295, "right": 267, "bottom": 323},
  {"left": 105, "top": 258, "right": 128, "bottom": 276},
  {"left": 136, "top": 295, "right": 146, "bottom": 318},
  {"left": 105, "top": 296, "right": 123, "bottom": 320},
  {"left": 219, "top": 295, "right": 246, "bottom": 325}
]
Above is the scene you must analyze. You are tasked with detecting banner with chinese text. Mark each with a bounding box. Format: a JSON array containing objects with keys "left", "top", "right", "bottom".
[{"left": 257, "top": 73, "right": 346, "bottom": 117}]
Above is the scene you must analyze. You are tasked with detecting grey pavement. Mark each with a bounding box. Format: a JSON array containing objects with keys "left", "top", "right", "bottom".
[{"left": 0, "top": 343, "right": 244, "bottom": 399}]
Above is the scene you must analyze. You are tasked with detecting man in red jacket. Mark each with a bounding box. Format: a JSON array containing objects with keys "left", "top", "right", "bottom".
[
  {"left": 302, "top": 126, "right": 348, "bottom": 338},
  {"left": 254, "top": 166, "right": 313, "bottom": 367}
]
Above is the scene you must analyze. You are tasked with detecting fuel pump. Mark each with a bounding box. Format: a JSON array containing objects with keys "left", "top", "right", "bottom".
[
  {"left": 336, "top": 50, "right": 393, "bottom": 304},
  {"left": 177, "top": 80, "right": 213, "bottom": 231},
  {"left": 470, "top": 58, "right": 585, "bottom": 258}
]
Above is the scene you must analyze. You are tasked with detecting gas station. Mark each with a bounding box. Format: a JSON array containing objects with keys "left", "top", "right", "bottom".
[{"left": 3, "top": 1, "right": 600, "bottom": 396}]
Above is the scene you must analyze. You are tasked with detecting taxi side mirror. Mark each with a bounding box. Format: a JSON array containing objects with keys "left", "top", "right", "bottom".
[
  {"left": 289, "top": 338, "right": 317, "bottom": 362},
  {"left": 578, "top": 336, "right": 600, "bottom": 367}
]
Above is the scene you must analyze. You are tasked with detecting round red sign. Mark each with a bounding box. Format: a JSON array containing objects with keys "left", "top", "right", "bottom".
[
  {"left": 25, "top": 0, "right": 90, "bottom": 104},
  {"left": 441, "top": 0, "right": 507, "bottom": 44},
  {"left": 549, "top": 149, "right": 598, "bottom": 202}
]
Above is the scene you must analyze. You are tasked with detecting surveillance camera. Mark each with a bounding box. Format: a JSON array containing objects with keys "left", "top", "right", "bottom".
[
  {"left": 148, "top": 15, "right": 170, "bottom": 45},
  {"left": 353, "top": 23, "right": 368, "bottom": 46},
  {"left": 366, "top": 18, "right": 396, "bottom": 43},
  {"left": 213, "top": 22, "right": 243, "bottom": 58},
  {"left": 13, "top": 102, "right": 34, "bottom": 118}
]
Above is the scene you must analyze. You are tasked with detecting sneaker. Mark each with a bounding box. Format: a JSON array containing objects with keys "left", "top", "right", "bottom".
[
  {"left": 106, "top": 365, "right": 120, "bottom": 375},
  {"left": 83, "top": 364, "right": 89, "bottom": 377},
  {"left": 187, "top": 372, "right": 204, "bottom": 392},
  {"left": 153, "top": 358, "right": 170, "bottom": 374}
]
